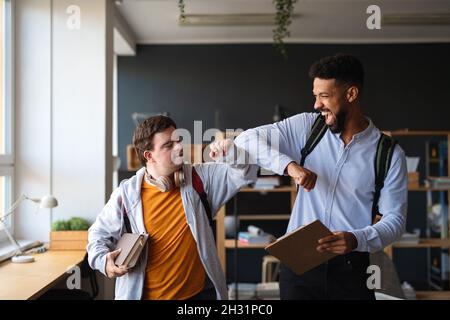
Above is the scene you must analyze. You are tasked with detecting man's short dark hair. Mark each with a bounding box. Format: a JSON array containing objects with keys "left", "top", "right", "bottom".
[
  {"left": 309, "top": 53, "right": 364, "bottom": 90},
  {"left": 133, "top": 115, "right": 177, "bottom": 167}
]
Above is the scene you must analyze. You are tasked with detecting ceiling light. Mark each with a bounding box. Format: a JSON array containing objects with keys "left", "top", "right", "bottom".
[{"left": 179, "top": 13, "right": 300, "bottom": 26}]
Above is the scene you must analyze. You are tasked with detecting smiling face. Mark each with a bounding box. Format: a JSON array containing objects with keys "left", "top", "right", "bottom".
[
  {"left": 144, "top": 127, "right": 184, "bottom": 176},
  {"left": 312, "top": 78, "right": 350, "bottom": 133}
]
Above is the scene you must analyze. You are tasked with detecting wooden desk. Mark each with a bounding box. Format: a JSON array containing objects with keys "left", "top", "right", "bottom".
[{"left": 0, "top": 250, "right": 86, "bottom": 300}]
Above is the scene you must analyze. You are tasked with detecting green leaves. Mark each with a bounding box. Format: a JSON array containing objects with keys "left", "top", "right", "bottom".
[
  {"left": 51, "top": 217, "right": 90, "bottom": 231},
  {"left": 178, "top": 0, "right": 186, "bottom": 23},
  {"left": 273, "top": 0, "right": 297, "bottom": 59},
  {"left": 176, "top": 0, "right": 297, "bottom": 59}
]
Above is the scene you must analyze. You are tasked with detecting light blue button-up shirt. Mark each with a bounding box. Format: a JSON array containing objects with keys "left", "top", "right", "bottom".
[{"left": 235, "top": 112, "right": 407, "bottom": 253}]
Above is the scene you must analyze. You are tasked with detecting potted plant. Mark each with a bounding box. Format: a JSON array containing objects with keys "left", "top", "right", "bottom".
[{"left": 50, "top": 217, "right": 90, "bottom": 250}]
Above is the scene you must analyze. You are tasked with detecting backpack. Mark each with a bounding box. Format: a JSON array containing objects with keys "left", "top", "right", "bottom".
[
  {"left": 123, "top": 167, "right": 213, "bottom": 233},
  {"left": 299, "top": 114, "right": 397, "bottom": 224}
]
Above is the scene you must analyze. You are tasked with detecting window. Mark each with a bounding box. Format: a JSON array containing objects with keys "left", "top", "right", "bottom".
[{"left": 0, "top": 0, "right": 14, "bottom": 240}]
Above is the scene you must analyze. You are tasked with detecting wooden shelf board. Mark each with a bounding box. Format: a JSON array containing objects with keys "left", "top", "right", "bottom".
[
  {"left": 238, "top": 214, "right": 290, "bottom": 220},
  {"left": 225, "top": 239, "right": 270, "bottom": 249},
  {"left": 416, "top": 291, "right": 450, "bottom": 300},
  {"left": 408, "top": 186, "right": 450, "bottom": 191},
  {"left": 240, "top": 187, "right": 296, "bottom": 193},
  {"left": 392, "top": 238, "right": 450, "bottom": 248},
  {"left": 385, "top": 130, "right": 450, "bottom": 137}
]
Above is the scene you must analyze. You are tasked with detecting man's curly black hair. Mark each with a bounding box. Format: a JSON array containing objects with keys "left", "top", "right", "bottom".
[{"left": 309, "top": 53, "right": 364, "bottom": 90}]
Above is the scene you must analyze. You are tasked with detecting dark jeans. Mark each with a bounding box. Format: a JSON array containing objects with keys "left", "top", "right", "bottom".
[{"left": 279, "top": 252, "right": 375, "bottom": 300}]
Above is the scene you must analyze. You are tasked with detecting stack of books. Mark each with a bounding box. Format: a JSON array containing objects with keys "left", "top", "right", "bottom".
[
  {"left": 228, "top": 283, "right": 257, "bottom": 300},
  {"left": 425, "top": 176, "right": 450, "bottom": 189},
  {"left": 253, "top": 177, "right": 281, "bottom": 189},
  {"left": 396, "top": 232, "right": 420, "bottom": 245},
  {"left": 256, "top": 282, "right": 280, "bottom": 300},
  {"left": 238, "top": 231, "right": 276, "bottom": 245}
]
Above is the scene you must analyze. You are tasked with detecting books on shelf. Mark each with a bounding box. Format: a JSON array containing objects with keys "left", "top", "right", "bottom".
[
  {"left": 238, "top": 231, "right": 276, "bottom": 245},
  {"left": 228, "top": 283, "right": 257, "bottom": 300},
  {"left": 256, "top": 282, "right": 280, "bottom": 299},
  {"left": 253, "top": 177, "right": 281, "bottom": 190},
  {"left": 396, "top": 232, "right": 420, "bottom": 245},
  {"left": 425, "top": 176, "right": 450, "bottom": 189}
]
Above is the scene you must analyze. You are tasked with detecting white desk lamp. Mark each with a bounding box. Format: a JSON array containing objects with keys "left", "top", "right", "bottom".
[{"left": 0, "top": 194, "right": 58, "bottom": 263}]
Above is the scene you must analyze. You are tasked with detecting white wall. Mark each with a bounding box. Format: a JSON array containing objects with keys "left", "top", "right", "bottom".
[
  {"left": 52, "top": 0, "right": 113, "bottom": 225},
  {"left": 15, "top": 0, "right": 114, "bottom": 241},
  {"left": 15, "top": 0, "right": 52, "bottom": 241}
]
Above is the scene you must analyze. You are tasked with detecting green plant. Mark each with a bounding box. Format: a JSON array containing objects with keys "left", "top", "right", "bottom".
[
  {"left": 51, "top": 217, "right": 90, "bottom": 231},
  {"left": 51, "top": 220, "right": 70, "bottom": 231},
  {"left": 178, "top": 0, "right": 186, "bottom": 23},
  {"left": 273, "top": 0, "right": 297, "bottom": 59},
  {"left": 68, "top": 217, "right": 90, "bottom": 230},
  {"left": 177, "top": 0, "right": 297, "bottom": 58}
]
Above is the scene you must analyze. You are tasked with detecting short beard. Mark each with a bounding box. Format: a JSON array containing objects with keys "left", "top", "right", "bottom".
[{"left": 328, "top": 108, "right": 347, "bottom": 134}]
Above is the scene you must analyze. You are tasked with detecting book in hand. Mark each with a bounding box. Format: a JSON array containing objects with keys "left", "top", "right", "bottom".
[
  {"left": 265, "top": 219, "right": 337, "bottom": 276},
  {"left": 114, "top": 233, "right": 148, "bottom": 269}
]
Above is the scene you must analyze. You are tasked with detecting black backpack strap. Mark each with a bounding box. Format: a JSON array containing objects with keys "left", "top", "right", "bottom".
[
  {"left": 192, "top": 167, "right": 214, "bottom": 229},
  {"left": 120, "top": 197, "right": 133, "bottom": 233},
  {"left": 372, "top": 133, "right": 397, "bottom": 224},
  {"left": 300, "top": 114, "right": 328, "bottom": 167}
]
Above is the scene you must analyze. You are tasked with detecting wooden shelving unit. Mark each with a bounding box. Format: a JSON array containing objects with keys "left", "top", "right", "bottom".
[
  {"left": 238, "top": 214, "right": 290, "bottom": 221},
  {"left": 214, "top": 130, "right": 297, "bottom": 274},
  {"left": 225, "top": 240, "right": 269, "bottom": 249},
  {"left": 385, "top": 130, "right": 450, "bottom": 299},
  {"left": 392, "top": 238, "right": 450, "bottom": 248},
  {"left": 216, "top": 185, "right": 296, "bottom": 275}
]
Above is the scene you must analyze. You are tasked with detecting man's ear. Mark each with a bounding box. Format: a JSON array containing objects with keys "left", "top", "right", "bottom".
[
  {"left": 143, "top": 150, "right": 154, "bottom": 163},
  {"left": 346, "top": 86, "right": 359, "bottom": 103}
]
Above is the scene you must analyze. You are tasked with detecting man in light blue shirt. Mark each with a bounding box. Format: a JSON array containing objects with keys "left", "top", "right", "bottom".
[{"left": 235, "top": 54, "right": 407, "bottom": 300}]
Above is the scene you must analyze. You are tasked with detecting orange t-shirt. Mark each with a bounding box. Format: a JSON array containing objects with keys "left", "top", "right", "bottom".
[{"left": 141, "top": 180, "right": 205, "bottom": 300}]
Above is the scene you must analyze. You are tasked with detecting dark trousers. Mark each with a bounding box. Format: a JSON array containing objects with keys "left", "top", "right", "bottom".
[{"left": 279, "top": 252, "right": 375, "bottom": 300}]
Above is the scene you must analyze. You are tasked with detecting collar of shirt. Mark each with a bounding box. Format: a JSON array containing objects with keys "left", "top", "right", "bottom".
[{"left": 334, "top": 117, "right": 375, "bottom": 145}]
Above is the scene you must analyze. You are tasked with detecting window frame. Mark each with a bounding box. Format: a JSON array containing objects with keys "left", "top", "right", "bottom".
[{"left": 0, "top": 0, "right": 15, "bottom": 242}]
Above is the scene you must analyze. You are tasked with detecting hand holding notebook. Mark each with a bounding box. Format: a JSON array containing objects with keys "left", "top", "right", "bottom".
[
  {"left": 265, "top": 220, "right": 337, "bottom": 276},
  {"left": 114, "top": 233, "right": 148, "bottom": 269}
]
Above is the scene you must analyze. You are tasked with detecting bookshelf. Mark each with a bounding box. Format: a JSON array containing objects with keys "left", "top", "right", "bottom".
[
  {"left": 214, "top": 130, "right": 296, "bottom": 278},
  {"left": 384, "top": 130, "right": 450, "bottom": 298},
  {"left": 215, "top": 184, "right": 296, "bottom": 274}
]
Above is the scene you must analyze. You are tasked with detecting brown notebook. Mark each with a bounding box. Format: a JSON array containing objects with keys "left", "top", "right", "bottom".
[
  {"left": 265, "top": 219, "right": 337, "bottom": 276},
  {"left": 114, "top": 233, "right": 148, "bottom": 268}
]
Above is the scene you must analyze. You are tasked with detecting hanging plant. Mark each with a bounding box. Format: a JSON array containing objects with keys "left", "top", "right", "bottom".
[
  {"left": 273, "top": 0, "right": 297, "bottom": 59},
  {"left": 178, "top": 0, "right": 186, "bottom": 23},
  {"left": 177, "top": 0, "right": 296, "bottom": 58}
]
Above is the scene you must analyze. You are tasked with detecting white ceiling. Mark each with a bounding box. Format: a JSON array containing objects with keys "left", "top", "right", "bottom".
[{"left": 116, "top": 0, "right": 450, "bottom": 44}]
